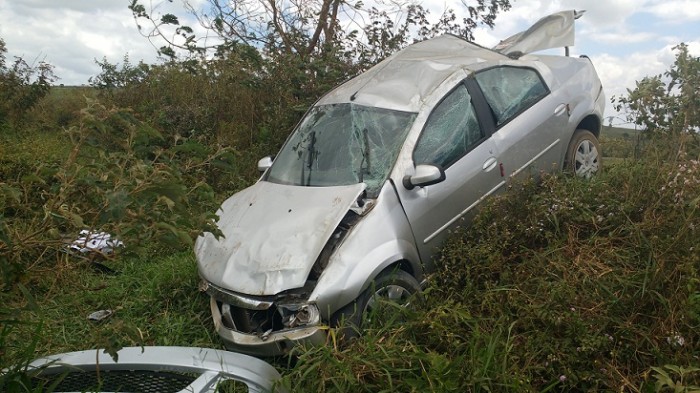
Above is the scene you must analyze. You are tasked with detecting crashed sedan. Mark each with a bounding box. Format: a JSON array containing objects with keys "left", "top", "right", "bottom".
[{"left": 195, "top": 10, "right": 605, "bottom": 356}]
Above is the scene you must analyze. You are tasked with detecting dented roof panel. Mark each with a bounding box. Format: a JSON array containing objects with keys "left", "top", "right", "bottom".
[{"left": 317, "top": 35, "right": 508, "bottom": 112}]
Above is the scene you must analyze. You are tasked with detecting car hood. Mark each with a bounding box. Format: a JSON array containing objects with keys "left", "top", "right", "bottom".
[{"left": 195, "top": 181, "right": 366, "bottom": 295}]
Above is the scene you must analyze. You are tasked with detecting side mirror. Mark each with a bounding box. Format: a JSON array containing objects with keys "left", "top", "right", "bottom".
[
  {"left": 403, "top": 164, "right": 446, "bottom": 190},
  {"left": 257, "top": 156, "right": 273, "bottom": 173}
]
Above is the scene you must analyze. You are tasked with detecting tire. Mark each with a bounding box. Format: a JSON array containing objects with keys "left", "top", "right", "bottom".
[
  {"left": 564, "top": 129, "right": 601, "bottom": 178},
  {"left": 331, "top": 269, "right": 421, "bottom": 340}
]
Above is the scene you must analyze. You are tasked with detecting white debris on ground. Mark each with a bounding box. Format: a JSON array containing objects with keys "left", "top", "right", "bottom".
[
  {"left": 87, "top": 309, "right": 114, "bottom": 322},
  {"left": 69, "top": 229, "right": 124, "bottom": 255}
]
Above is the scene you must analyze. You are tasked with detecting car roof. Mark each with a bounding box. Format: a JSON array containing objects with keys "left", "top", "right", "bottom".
[
  {"left": 316, "top": 11, "right": 583, "bottom": 113},
  {"left": 317, "top": 34, "right": 509, "bottom": 112}
]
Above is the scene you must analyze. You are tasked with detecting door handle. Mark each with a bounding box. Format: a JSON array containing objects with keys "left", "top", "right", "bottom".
[
  {"left": 554, "top": 103, "right": 570, "bottom": 117},
  {"left": 483, "top": 157, "right": 498, "bottom": 172}
]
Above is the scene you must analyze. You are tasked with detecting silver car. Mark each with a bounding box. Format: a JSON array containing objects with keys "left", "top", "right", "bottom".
[{"left": 195, "top": 10, "right": 605, "bottom": 356}]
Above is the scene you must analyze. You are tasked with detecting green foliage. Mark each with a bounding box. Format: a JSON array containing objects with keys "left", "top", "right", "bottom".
[
  {"left": 434, "top": 158, "right": 699, "bottom": 390},
  {"left": 282, "top": 306, "right": 522, "bottom": 392},
  {"left": 0, "top": 98, "right": 225, "bottom": 291},
  {"left": 88, "top": 44, "right": 343, "bottom": 188},
  {"left": 612, "top": 43, "right": 700, "bottom": 157},
  {"left": 0, "top": 38, "right": 57, "bottom": 124},
  {"left": 0, "top": 252, "right": 216, "bottom": 381},
  {"left": 89, "top": 54, "right": 150, "bottom": 89},
  {"left": 651, "top": 365, "right": 700, "bottom": 393}
]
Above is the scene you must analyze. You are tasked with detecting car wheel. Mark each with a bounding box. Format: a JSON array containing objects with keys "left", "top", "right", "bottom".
[
  {"left": 331, "top": 269, "right": 420, "bottom": 339},
  {"left": 565, "top": 129, "right": 601, "bottom": 178}
]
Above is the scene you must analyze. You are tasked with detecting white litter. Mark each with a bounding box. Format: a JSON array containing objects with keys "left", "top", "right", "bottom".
[{"left": 69, "top": 229, "right": 124, "bottom": 254}]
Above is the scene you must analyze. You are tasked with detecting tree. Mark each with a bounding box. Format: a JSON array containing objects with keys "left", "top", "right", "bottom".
[
  {"left": 0, "top": 37, "right": 56, "bottom": 123},
  {"left": 89, "top": 54, "right": 150, "bottom": 89},
  {"left": 614, "top": 43, "right": 700, "bottom": 135},
  {"left": 613, "top": 43, "right": 700, "bottom": 159},
  {"left": 128, "top": 0, "right": 511, "bottom": 64}
]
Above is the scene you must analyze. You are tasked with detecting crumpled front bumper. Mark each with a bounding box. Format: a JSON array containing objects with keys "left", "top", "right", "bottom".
[{"left": 210, "top": 297, "right": 327, "bottom": 357}]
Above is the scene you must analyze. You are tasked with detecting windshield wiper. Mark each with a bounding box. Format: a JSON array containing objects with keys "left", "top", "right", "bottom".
[
  {"left": 357, "top": 128, "right": 370, "bottom": 183},
  {"left": 304, "top": 131, "right": 317, "bottom": 186}
]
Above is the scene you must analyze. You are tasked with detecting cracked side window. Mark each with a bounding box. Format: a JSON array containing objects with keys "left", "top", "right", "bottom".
[
  {"left": 413, "top": 84, "right": 483, "bottom": 169},
  {"left": 475, "top": 66, "right": 548, "bottom": 127}
]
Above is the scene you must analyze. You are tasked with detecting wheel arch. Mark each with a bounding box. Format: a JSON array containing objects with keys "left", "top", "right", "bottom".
[{"left": 575, "top": 114, "right": 601, "bottom": 138}]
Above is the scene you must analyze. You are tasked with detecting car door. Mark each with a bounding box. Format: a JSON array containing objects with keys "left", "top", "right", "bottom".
[
  {"left": 474, "top": 65, "right": 568, "bottom": 179},
  {"left": 395, "top": 82, "right": 505, "bottom": 264}
]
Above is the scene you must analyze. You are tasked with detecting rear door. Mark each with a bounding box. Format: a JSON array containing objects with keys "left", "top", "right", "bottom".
[
  {"left": 474, "top": 65, "right": 568, "bottom": 179},
  {"left": 395, "top": 81, "right": 505, "bottom": 264}
]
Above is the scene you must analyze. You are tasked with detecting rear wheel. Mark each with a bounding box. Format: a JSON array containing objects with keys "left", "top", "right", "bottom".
[
  {"left": 565, "top": 129, "right": 601, "bottom": 178},
  {"left": 331, "top": 269, "right": 420, "bottom": 339}
]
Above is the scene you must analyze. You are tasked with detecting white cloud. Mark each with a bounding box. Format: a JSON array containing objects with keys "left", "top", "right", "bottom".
[
  {"left": 0, "top": 0, "right": 208, "bottom": 85},
  {"left": 564, "top": 0, "right": 640, "bottom": 26},
  {"left": 587, "top": 31, "right": 657, "bottom": 45},
  {"left": 647, "top": 0, "right": 700, "bottom": 22}
]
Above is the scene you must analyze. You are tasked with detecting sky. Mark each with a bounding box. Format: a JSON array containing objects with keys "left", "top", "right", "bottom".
[{"left": 1, "top": 0, "right": 699, "bottom": 126}]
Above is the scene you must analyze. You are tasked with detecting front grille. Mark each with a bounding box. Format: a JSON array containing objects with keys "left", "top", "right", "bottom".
[
  {"left": 218, "top": 301, "right": 284, "bottom": 334},
  {"left": 33, "top": 370, "right": 197, "bottom": 393}
]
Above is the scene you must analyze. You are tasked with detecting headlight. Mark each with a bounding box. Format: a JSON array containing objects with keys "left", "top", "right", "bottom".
[{"left": 278, "top": 303, "right": 320, "bottom": 329}]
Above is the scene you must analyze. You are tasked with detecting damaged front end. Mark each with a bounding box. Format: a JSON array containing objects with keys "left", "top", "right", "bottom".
[
  {"left": 202, "top": 281, "right": 327, "bottom": 356},
  {"left": 195, "top": 181, "right": 373, "bottom": 356}
]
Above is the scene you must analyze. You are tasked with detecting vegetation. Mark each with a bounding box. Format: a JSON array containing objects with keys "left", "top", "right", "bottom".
[
  {"left": 280, "top": 154, "right": 700, "bottom": 391},
  {"left": 1, "top": 6, "right": 700, "bottom": 391}
]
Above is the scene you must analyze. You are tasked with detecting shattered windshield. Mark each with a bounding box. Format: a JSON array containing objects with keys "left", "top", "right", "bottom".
[{"left": 266, "top": 103, "right": 416, "bottom": 196}]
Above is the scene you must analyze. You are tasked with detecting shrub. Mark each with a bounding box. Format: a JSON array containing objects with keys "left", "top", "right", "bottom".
[
  {"left": 0, "top": 38, "right": 56, "bottom": 124},
  {"left": 0, "top": 99, "right": 230, "bottom": 291}
]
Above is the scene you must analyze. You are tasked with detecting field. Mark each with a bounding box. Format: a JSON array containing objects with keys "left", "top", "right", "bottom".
[{"left": 2, "top": 82, "right": 700, "bottom": 392}]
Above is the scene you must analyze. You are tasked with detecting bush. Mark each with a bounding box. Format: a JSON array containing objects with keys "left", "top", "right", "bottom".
[
  {"left": 433, "top": 157, "right": 699, "bottom": 389},
  {"left": 0, "top": 99, "right": 229, "bottom": 291},
  {"left": 0, "top": 38, "right": 56, "bottom": 124}
]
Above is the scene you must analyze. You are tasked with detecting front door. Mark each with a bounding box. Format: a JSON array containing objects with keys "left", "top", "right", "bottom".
[{"left": 395, "top": 82, "right": 505, "bottom": 265}]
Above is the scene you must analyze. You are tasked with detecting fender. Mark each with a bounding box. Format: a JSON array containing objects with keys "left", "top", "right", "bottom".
[{"left": 309, "top": 182, "right": 421, "bottom": 320}]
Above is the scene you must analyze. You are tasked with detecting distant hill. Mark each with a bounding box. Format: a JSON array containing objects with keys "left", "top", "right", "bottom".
[{"left": 601, "top": 125, "right": 640, "bottom": 139}]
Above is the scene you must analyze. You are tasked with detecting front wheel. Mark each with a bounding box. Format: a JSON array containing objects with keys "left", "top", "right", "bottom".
[
  {"left": 331, "top": 269, "right": 420, "bottom": 339},
  {"left": 564, "top": 129, "right": 601, "bottom": 178}
]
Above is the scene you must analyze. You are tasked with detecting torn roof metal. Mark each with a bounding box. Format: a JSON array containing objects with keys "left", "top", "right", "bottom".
[{"left": 493, "top": 10, "right": 584, "bottom": 56}]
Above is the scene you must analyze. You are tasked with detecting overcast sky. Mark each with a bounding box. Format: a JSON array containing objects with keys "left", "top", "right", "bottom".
[{"left": 1, "top": 0, "right": 699, "bottom": 126}]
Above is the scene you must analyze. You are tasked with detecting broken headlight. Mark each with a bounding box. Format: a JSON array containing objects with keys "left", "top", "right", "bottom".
[{"left": 277, "top": 303, "right": 320, "bottom": 329}]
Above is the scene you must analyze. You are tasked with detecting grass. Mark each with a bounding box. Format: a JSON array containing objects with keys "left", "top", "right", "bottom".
[
  {"left": 2, "top": 91, "right": 699, "bottom": 391},
  {"left": 2, "top": 252, "right": 219, "bottom": 365}
]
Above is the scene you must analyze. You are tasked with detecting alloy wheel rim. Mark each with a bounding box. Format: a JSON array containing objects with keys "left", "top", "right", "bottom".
[
  {"left": 364, "top": 284, "right": 412, "bottom": 317},
  {"left": 574, "top": 140, "right": 599, "bottom": 179}
]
